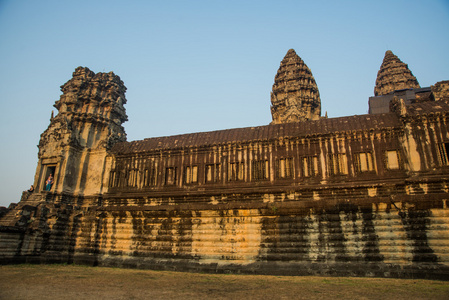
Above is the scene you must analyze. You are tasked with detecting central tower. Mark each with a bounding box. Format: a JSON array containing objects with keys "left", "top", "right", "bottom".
[{"left": 270, "top": 49, "right": 321, "bottom": 124}]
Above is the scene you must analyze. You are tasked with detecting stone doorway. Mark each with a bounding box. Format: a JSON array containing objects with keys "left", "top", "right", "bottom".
[{"left": 42, "top": 165, "right": 56, "bottom": 191}]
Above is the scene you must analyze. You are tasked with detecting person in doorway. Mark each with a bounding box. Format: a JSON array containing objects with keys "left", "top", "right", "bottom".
[{"left": 45, "top": 174, "right": 53, "bottom": 191}]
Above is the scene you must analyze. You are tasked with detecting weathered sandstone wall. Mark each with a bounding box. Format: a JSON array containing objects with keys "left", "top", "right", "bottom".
[{"left": 1, "top": 181, "right": 448, "bottom": 279}]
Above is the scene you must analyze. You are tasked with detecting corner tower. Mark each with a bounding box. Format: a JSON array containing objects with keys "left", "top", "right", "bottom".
[
  {"left": 35, "top": 67, "right": 128, "bottom": 196},
  {"left": 270, "top": 49, "right": 321, "bottom": 124},
  {"left": 374, "top": 50, "right": 420, "bottom": 96}
]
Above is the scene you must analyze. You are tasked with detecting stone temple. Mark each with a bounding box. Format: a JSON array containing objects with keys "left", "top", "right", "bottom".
[{"left": 1, "top": 49, "right": 449, "bottom": 279}]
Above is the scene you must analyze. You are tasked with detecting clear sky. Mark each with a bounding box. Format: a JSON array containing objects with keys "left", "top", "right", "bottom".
[{"left": 0, "top": 0, "right": 448, "bottom": 207}]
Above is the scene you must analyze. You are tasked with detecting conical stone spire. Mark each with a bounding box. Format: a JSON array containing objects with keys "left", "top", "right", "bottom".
[
  {"left": 270, "top": 49, "right": 321, "bottom": 124},
  {"left": 374, "top": 50, "right": 420, "bottom": 96}
]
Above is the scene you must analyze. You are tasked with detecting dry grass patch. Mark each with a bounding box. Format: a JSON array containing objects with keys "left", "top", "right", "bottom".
[{"left": 1, "top": 264, "right": 448, "bottom": 300}]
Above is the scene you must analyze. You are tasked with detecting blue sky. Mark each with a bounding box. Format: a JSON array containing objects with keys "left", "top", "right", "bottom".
[{"left": 0, "top": 0, "right": 448, "bottom": 207}]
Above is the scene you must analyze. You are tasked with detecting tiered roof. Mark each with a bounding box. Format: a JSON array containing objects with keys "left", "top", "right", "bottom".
[{"left": 112, "top": 113, "right": 401, "bottom": 154}]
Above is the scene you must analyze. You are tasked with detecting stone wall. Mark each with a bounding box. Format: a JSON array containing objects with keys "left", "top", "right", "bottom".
[{"left": 1, "top": 186, "right": 448, "bottom": 279}]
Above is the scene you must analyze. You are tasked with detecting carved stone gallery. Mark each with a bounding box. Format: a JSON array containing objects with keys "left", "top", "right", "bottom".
[{"left": 1, "top": 49, "right": 449, "bottom": 279}]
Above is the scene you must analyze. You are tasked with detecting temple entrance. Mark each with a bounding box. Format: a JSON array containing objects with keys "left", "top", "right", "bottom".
[{"left": 42, "top": 165, "right": 56, "bottom": 191}]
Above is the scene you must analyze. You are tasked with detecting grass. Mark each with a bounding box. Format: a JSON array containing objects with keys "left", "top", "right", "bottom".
[{"left": 0, "top": 264, "right": 448, "bottom": 299}]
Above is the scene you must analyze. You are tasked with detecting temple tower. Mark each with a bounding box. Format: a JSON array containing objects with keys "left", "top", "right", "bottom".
[
  {"left": 374, "top": 50, "right": 420, "bottom": 96},
  {"left": 35, "top": 67, "right": 128, "bottom": 196},
  {"left": 270, "top": 49, "right": 321, "bottom": 124}
]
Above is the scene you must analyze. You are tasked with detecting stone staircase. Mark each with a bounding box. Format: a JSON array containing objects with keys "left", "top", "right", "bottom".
[{"left": 0, "top": 192, "right": 45, "bottom": 227}]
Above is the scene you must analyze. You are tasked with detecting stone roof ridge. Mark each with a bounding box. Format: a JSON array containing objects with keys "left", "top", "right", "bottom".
[
  {"left": 111, "top": 114, "right": 401, "bottom": 155},
  {"left": 374, "top": 50, "right": 420, "bottom": 96}
]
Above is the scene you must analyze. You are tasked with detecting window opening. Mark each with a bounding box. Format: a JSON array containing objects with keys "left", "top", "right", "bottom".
[
  {"left": 328, "top": 154, "right": 348, "bottom": 176},
  {"left": 143, "top": 163, "right": 157, "bottom": 187},
  {"left": 205, "top": 164, "right": 221, "bottom": 183},
  {"left": 43, "top": 165, "right": 56, "bottom": 191},
  {"left": 354, "top": 152, "right": 375, "bottom": 173},
  {"left": 126, "top": 169, "right": 139, "bottom": 187},
  {"left": 228, "top": 162, "right": 244, "bottom": 181},
  {"left": 109, "top": 170, "right": 118, "bottom": 187},
  {"left": 438, "top": 142, "right": 449, "bottom": 166},
  {"left": 183, "top": 166, "right": 198, "bottom": 184},
  {"left": 303, "top": 156, "right": 319, "bottom": 177},
  {"left": 278, "top": 158, "right": 294, "bottom": 178},
  {"left": 165, "top": 167, "right": 177, "bottom": 185},
  {"left": 385, "top": 150, "right": 401, "bottom": 170},
  {"left": 252, "top": 160, "right": 269, "bottom": 180}
]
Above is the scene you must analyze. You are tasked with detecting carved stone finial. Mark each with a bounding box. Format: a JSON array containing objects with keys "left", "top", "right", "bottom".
[
  {"left": 270, "top": 49, "right": 321, "bottom": 124},
  {"left": 374, "top": 50, "right": 420, "bottom": 96}
]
